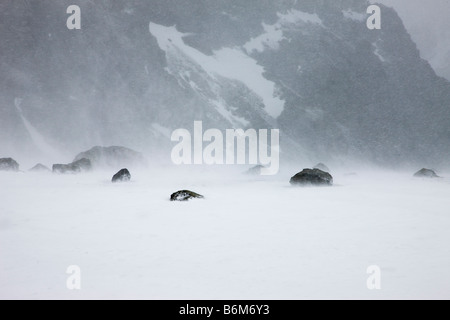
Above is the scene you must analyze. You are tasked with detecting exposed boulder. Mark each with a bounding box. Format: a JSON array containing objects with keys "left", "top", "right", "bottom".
[
  {"left": 290, "top": 169, "right": 333, "bottom": 186},
  {"left": 29, "top": 164, "right": 51, "bottom": 173},
  {"left": 112, "top": 169, "right": 131, "bottom": 183},
  {"left": 314, "top": 163, "right": 330, "bottom": 173},
  {"left": 53, "top": 158, "right": 92, "bottom": 174},
  {"left": 170, "top": 190, "right": 204, "bottom": 202},
  {"left": 414, "top": 168, "right": 440, "bottom": 178},
  {"left": 0, "top": 158, "right": 19, "bottom": 172},
  {"left": 73, "top": 146, "right": 147, "bottom": 169}
]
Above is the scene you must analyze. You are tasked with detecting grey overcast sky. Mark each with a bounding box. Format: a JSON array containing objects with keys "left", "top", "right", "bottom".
[{"left": 373, "top": 0, "right": 450, "bottom": 79}]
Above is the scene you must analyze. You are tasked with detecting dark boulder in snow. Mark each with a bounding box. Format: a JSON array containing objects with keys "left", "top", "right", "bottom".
[
  {"left": 314, "top": 163, "right": 330, "bottom": 173},
  {"left": 290, "top": 169, "right": 333, "bottom": 186},
  {"left": 112, "top": 169, "right": 131, "bottom": 183},
  {"left": 245, "top": 165, "right": 266, "bottom": 175},
  {"left": 414, "top": 168, "right": 440, "bottom": 178},
  {"left": 0, "top": 158, "right": 19, "bottom": 172},
  {"left": 170, "top": 190, "right": 204, "bottom": 202},
  {"left": 53, "top": 158, "right": 92, "bottom": 174},
  {"left": 29, "top": 164, "right": 51, "bottom": 173},
  {"left": 73, "top": 146, "right": 147, "bottom": 169}
]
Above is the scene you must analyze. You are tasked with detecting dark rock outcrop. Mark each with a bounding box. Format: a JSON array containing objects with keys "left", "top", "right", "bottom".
[
  {"left": 73, "top": 146, "right": 147, "bottom": 169},
  {"left": 414, "top": 168, "right": 440, "bottom": 178},
  {"left": 53, "top": 158, "right": 92, "bottom": 174},
  {"left": 0, "top": 158, "right": 19, "bottom": 172},
  {"left": 314, "top": 163, "right": 330, "bottom": 173},
  {"left": 112, "top": 169, "right": 131, "bottom": 183},
  {"left": 29, "top": 164, "right": 51, "bottom": 172},
  {"left": 290, "top": 169, "right": 333, "bottom": 186},
  {"left": 170, "top": 190, "right": 204, "bottom": 202}
]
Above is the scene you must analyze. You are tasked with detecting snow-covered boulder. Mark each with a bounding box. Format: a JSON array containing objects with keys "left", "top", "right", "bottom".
[
  {"left": 29, "top": 164, "right": 51, "bottom": 173},
  {"left": 112, "top": 169, "right": 131, "bottom": 183},
  {"left": 290, "top": 169, "right": 333, "bottom": 186},
  {"left": 0, "top": 158, "right": 19, "bottom": 172},
  {"left": 53, "top": 158, "right": 92, "bottom": 174},
  {"left": 414, "top": 168, "right": 440, "bottom": 178},
  {"left": 73, "top": 146, "right": 147, "bottom": 169},
  {"left": 170, "top": 190, "right": 204, "bottom": 202}
]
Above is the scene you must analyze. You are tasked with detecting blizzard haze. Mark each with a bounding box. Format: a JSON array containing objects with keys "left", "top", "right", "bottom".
[
  {"left": 1, "top": 0, "right": 450, "bottom": 169},
  {"left": 1, "top": 0, "right": 450, "bottom": 300}
]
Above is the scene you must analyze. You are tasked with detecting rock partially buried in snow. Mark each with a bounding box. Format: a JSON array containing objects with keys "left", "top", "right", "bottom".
[
  {"left": 290, "top": 169, "right": 333, "bottom": 186},
  {"left": 245, "top": 165, "right": 266, "bottom": 175},
  {"left": 414, "top": 168, "right": 440, "bottom": 178},
  {"left": 170, "top": 190, "right": 204, "bottom": 202},
  {"left": 53, "top": 158, "right": 92, "bottom": 174},
  {"left": 0, "top": 158, "right": 19, "bottom": 172},
  {"left": 112, "top": 169, "right": 131, "bottom": 183},
  {"left": 29, "top": 164, "right": 51, "bottom": 173},
  {"left": 314, "top": 163, "right": 330, "bottom": 173},
  {"left": 73, "top": 146, "right": 147, "bottom": 169}
]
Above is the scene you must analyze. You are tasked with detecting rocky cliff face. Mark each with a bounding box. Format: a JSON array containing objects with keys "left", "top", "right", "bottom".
[{"left": 1, "top": 0, "right": 449, "bottom": 167}]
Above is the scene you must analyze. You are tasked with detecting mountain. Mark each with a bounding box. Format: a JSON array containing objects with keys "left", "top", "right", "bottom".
[
  {"left": 1, "top": 0, "right": 449, "bottom": 167},
  {"left": 375, "top": 0, "right": 450, "bottom": 82}
]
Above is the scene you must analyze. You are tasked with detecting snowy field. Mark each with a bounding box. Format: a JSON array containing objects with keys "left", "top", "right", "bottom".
[{"left": 1, "top": 166, "right": 450, "bottom": 300}]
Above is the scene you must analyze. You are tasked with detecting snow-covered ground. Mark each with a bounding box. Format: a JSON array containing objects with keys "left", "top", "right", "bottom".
[{"left": 1, "top": 166, "right": 450, "bottom": 300}]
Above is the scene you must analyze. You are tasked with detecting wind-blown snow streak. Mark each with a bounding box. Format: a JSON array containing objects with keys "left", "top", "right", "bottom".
[
  {"left": 151, "top": 123, "right": 172, "bottom": 139},
  {"left": 14, "top": 98, "right": 61, "bottom": 160},
  {"left": 149, "top": 22, "right": 285, "bottom": 119}
]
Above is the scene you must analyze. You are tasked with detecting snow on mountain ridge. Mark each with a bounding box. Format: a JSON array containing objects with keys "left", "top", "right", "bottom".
[
  {"left": 149, "top": 22, "right": 285, "bottom": 120},
  {"left": 277, "top": 9, "right": 323, "bottom": 26},
  {"left": 243, "top": 9, "right": 323, "bottom": 55}
]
